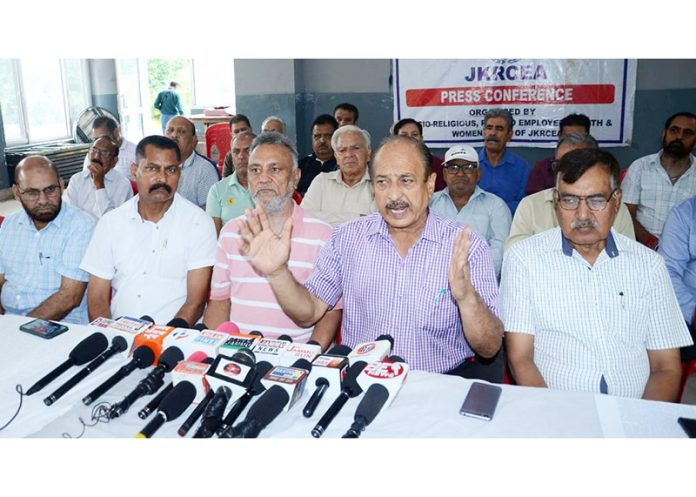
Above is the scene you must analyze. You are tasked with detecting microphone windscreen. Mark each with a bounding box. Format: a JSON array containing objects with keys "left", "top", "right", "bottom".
[
  {"left": 139, "top": 315, "right": 155, "bottom": 324},
  {"left": 344, "top": 361, "right": 367, "bottom": 397},
  {"left": 387, "top": 355, "right": 406, "bottom": 363},
  {"left": 233, "top": 348, "right": 256, "bottom": 366},
  {"left": 69, "top": 333, "right": 109, "bottom": 364},
  {"left": 290, "top": 358, "right": 312, "bottom": 372},
  {"left": 158, "top": 347, "right": 185, "bottom": 371},
  {"left": 215, "top": 321, "right": 240, "bottom": 335},
  {"left": 307, "top": 340, "right": 320, "bottom": 346},
  {"left": 248, "top": 385, "right": 289, "bottom": 427},
  {"left": 252, "top": 361, "right": 274, "bottom": 391},
  {"left": 249, "top": 330, "right": 263, "bottom": 338},
  {"left": 356, "top": 384, "right": 389, "bottom": 425},
  {"left": 327, "top": 344, "right": 352, "bottom": 356},
  {"left": 133, "top": 345, "right": 156, "bottom": 368},
  {"left": 193, "top": 323, "right": 208, "bottom": 331},
  {"left": 111, "top": 336, "right": 128, "bottom": 353},
  {"left": 167, "top": 317, "right": 190, "bottom": 329},
  {"left": 159, "top": 381, "right": 197, "bottom": 419},
  {"left": 277, "top": 334, "right": 293, "bottom": 343},
  {"left": 187, "top": 351, "right": 209, "bottom": 363},
  {"left": 375, "top": 334, "right": 394, "bottom": 348}
]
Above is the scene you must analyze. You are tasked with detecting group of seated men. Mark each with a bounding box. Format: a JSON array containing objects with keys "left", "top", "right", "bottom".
[{"left": 1, "top": 103, "right": 695, "bottom": 405}]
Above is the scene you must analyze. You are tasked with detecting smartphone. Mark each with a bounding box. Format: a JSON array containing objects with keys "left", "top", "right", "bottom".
[
  {"left": 459, "top": 382, "right": 502, "bottom": 421},
  {"left": 19, "top": 318, "right": 69, "bottom": 339},
  {"left": 677, "top": 417, "right": 696, "bottom": 438}
]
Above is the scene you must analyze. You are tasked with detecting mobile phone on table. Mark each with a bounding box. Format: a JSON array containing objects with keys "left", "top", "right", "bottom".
[
  {"left": 19, "top": 318, "right": 69, "bottom": 339},
  {"left": 459, "top": 382, "right": 502, "bottom": 421},
  {"left": 677, "top": 417, "right": 696, "bottom": 438}
]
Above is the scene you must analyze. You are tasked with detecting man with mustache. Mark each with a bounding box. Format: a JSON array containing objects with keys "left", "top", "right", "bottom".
[
  {"left": 477, "top": 108, "right": 531, "bottom": 214},
  {"left": 297, "top": 114, "right": 338, "bottom": 196},
  {"left": 80, "top": 116, "right": 137, "bottom": 180},
  {"left": 237, "top": 135, "right": 504, "bottom": 376},
  {"left": 301, "top": 125, "right": 376, "bottom": 227},
  {"left": 80, "top": 135, "right": 217, "bottom": 326},
  {"left": 204, "top": 132, "right": 340, "bottom": 343},
  {"left": 622, "top": 112, "right": 696, "bottom": 249},
  {"left": 66, "top": 135, "right": 133, "bottom": 219},
  {"left": 0, "top": 156, "right": 95, "bottom": 324},
  {"left": 165, "top": 116, "right": 220, "bottom": 209},
  {"left": 501, "top": 148, "right": 692, "bottom": 401}
]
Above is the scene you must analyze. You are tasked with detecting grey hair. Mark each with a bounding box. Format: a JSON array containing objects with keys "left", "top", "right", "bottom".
[
  {"left": 556, "top": 132, "right": 598, "bottom": 151},
  {"left": 331, "top": 125, "right": 371, "bottom": 151},
  {"left": 250, "top": 131, "right": 299, "bottom": 170},
  {"left": 261, "top": 116, "right": 286, "bottom": 134},
  {"left": 231, "top": 130, "right": 257, "bottom": 147},
  {"left": 483, "top": 108, "right": 514, "bottom": 131}
]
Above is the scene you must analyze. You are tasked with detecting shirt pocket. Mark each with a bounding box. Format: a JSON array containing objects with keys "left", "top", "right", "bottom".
[
  {"left": 158, "top": 246, "right": 188, "bottom": 282},
  {"left": 603, "top": 291, "right": 649, "bottom": 345}
]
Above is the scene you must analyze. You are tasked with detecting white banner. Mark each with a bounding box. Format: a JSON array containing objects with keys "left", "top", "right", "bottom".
[{"left": 393, "top": 59, "right": 637, "bottom": 148}]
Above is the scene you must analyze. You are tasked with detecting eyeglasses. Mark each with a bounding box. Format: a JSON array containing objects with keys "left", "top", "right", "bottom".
[
  {"left": 444, "top": 163, "right": 478, "bottom": 174},
  {"left": 89, "top": 146, "right": 114, "bottom": 158},
  {"left": 555, "top": 188, "right": 618, "bottom": 211},
  {"left": 19, "top": 184, "right": 61, "bottom": 201}
]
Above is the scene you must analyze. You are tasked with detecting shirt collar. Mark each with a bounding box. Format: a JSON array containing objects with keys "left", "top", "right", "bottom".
[
  {"left": 560, "top": 228, "right": 619, "bottom": 258},
  {"left": 367, "top": 210, "right": 441, "bottom": 244},
  {"left": 130, "top": 192, "right": 180, "bottom": 222},
  {"left": 182, "top": 152, "right": 196, "bottom": 169},
  {"left": 331, "top": 168, "right": 370, "bottom": 187},
  {"left": 226, "top": 171, "right": 247, "bottom": 189},
  {"left": 17, "top": 201, "right": 67, "bottom": 231}
]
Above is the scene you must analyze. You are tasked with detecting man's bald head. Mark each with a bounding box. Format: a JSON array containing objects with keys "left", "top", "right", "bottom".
[{"left": 15, "top": 155, "right": 60, "bottom": 188}]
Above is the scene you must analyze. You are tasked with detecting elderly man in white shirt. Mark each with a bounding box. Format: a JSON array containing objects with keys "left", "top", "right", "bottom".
[
  {"left": 66, "top": 135, "right": 133, "bottom": 219},
  {"left": 80, "top": 135, "right": 217, "bottom": 327},
  {"left": 301, "top": 125, "right": 376, "bottom": 226},
  {"left": 501, "top": 148, "right": 692, "bottom": 401},
  {"left": 81, "top": 116, "right": 137, "bottom": 180}
]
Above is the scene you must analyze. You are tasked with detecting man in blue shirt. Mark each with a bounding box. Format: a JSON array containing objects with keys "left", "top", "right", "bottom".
[
  {"left": 477, "top": 108, "right": 531, "bottom": 214},
  {"left": 659, "top": 194, "right": 696, "bottom": 360},
  {"left": 430, "top": 144, "right": 511, "bottom": 277},
  {"left": 0, "top": 156, "right": 95, "bottom": 324}
]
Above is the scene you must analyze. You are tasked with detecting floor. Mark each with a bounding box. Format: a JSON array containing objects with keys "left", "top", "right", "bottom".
[{"left": 0, "top": 193, "right": 695, "bottom": 405}]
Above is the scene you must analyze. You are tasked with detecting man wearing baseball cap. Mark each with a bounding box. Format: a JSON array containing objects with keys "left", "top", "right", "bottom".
[{"left": 430, "top": 144, "right": 511, "bottom": 277}]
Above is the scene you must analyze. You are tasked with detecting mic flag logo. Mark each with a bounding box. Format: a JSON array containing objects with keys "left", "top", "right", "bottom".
[
  {"left": 356, "top": 343, "right": 376, "bottom": 355},
  {"left": 364, "top": 362, "right": 406, "bottom": 380},
  {"left": 224, "top": 363, "right": 241, "bottom": 376}
]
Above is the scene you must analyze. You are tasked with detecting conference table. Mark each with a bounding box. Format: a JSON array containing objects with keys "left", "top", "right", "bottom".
[{"left": 1, "top": 314, "right": 694, "bottom": 439}]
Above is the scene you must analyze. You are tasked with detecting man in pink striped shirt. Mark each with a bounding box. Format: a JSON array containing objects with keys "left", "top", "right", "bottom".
[{"left": 204, "top": 133, "right": 341, "bottom": 343}]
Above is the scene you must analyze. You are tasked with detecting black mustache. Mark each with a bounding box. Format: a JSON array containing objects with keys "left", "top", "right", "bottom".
[
  {"left": 485, "top": 136, "right": 500, "bottom": 142},
  {"left": 386, "top": 200, "right": 410, "bottom": 210},
  {"left": 149, "top": 183, "right": 172, "bottom": 193}
]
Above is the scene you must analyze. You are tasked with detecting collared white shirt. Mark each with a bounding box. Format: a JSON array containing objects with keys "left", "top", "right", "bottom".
[
  {"left": 82, "top": 138, "right": 138, "bottom": 180},
  {"left": 300, "top": 169, "right": 376, "bottom": 227},
  {"left": 622, "top": 151, "right": 696, "bottom": 237},
  {"left": 80, "top": 193, "right": 217, "bottom": 324},
  {"left": 500, "top": 227, "right": 693, "bottom": 398},
  {"left": 430, "top": 185, "right": 511, "bottom": 277},
  {"left": 65, "top": 167, "right": 134, "bottom": 219},
  {"left": 177, "top": 152, "right": 220, "bottom": 209}
]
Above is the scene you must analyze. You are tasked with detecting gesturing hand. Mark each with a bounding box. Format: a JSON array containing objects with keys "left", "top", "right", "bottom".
[
  {"left": 237, "top": 205, "right": 293, "bottom": 278},
  {"left": 448, "top": 227, "right": 475, "bottom": 303}
]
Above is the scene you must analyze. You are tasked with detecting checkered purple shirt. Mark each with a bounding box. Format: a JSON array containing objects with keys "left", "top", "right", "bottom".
[{"left": 304, "top": 211, "right": 500, "bottom": 373}]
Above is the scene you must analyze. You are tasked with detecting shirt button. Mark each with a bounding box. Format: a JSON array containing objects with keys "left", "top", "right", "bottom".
[
  {"left": 152, "top": 249, "right": 155, "bottom": 253},
  {"left": 143, "top": 271, "right": 147, "bottom": 275},
  {"left": 137, "top": 294, "right": 141, "bottom": 298}
]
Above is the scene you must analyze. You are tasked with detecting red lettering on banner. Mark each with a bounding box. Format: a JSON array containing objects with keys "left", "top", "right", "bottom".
[{"left": 406, "top": 84, "right": 615, "bottom": 107}]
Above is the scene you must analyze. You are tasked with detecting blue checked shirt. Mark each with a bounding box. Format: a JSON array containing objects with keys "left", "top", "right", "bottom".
[{"left": 0, "top": 203, "right": 95, "bottom": 324}]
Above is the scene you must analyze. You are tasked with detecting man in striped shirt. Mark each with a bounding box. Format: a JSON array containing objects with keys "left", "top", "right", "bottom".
[
  {"left": 236, "top": 135, "right": 504, "bottom": 375},
  {"left": 502, "top": 148, "right": 692, "bottom": 401},
  {"left": 204, "top": 133, "right": 341, "bottom": 343}
]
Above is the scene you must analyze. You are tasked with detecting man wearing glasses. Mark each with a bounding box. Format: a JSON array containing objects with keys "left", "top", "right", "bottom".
[
  {"left": 66, "top": 135, "right": 133, "bottom": 219},
  {"left": 430, "top": 144, "right": 511, "bottom": 277},
  {"left": 501, "top": 148, "right": 692, "bottom": 401},
  {"left": 0, "top": 156, "right": 95, "bottom": 324}
]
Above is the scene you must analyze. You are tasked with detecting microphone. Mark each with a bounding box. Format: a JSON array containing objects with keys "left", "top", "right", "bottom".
[
  {"left": 163, "top": 326, "right": 236, "bottom": 359},
  {"left": 278, "top": 341, "right": 322, "bottom": 367},
  {"left": 347, "top": 334, "right": 394, "bottom": 365},
  {"left": 82, "top": 344, "right": 157, "bottom": 405},
  {"left": 135, "top": 381, "right": 196, "bottom": 438},
  {"left": 259, "top": 358, "right": 312, "bottom": 412},
  {"left": 251, "top": 335, "right": 293, "bottom": 365},
  {"left": 219, "top": 332, "right": 263, "bottom": 354},
  {"left": 166, "top": 317, "right": 190, "bottom": 328},
  {"left": 192, "top": 386, "right": 232, "bottom": 438},
  {"left": 128, "top": 324, "right": 177, "bottom": 362},
  {"left": 26, "top": 332, "right": 109, "bottom": 396},
  {"left": 100, "top": 316, "right": 153, "bottom": 351},
  {"left": 43, "top": 336, "right": 128, "bottom": 406},
  {"left": 109, "top": 346, "right": 184, "bottom": 419},
  {"left": 178, "top": 389, "right": 214, "bottom": 437},
  {"left": 216, "top": 321, "right": 240, "bottom": 335},
  {"left": 311, "top": 360, "right": 367, "bottom": 438},
  {"left": 302, "top": 344, "right": 352, "bottom": 418},
  {"left": 204, "top": 348, "right": 257, "bottom": 402},
  {"left": 138, "top": 382, "right": 174, "bottom": 419},
  {"left": 217, "top": 360, "right": 274, "bottom": 435},
  {"left": 343, "top": 356, "right": 409, "bottom": 438},
  {"left": 140, "top": 315, "right": 155, "bottom": 324}
]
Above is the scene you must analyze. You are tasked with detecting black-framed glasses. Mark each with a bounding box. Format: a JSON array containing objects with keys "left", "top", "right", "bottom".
[
  {"left": 89, "top": 146, "right": 114, "bottom": 158},
  {"left": 555, "top": 188, "right": 618, "bottom": 211},
  {"left": 444, "top": 163, "right": 478, "bottom": 174},
  {"left": 19, "top": 184, "right": 61, "bottom": 201}
]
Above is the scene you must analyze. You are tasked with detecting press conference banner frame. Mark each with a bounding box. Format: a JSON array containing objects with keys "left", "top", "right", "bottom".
[{"left": 393, "top": 59, "right": 637, "bottom": 148}]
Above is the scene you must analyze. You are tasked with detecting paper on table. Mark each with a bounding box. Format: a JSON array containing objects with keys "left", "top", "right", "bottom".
[{"left": 595, "top": 394, "right": 696, "bottom": 438}]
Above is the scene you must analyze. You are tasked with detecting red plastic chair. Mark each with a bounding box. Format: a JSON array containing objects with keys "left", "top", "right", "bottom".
[
  {"left": 0, "top": 215, "right": 4, "bottom": 226},
  {"left": 130, "top": 181, "right": 138, "bottom": 195},
  {"left": 619, "top": 167, "right": 629, "bottom": 184},
  {"left": 292, "top": 190, "right": 302, "bottom": 205},
  {"left": 679, "top": 359, "right": 696, "bottom": 403},
  {"left": 205, "top": 123, "right": 232, "bottom": 171}
]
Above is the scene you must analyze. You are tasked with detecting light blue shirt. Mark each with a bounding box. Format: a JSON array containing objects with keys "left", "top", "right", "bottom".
[
  {"left": 0, "top": 203, "right": 95, "bottom": 324},
  {"left": 477, "top": 147, "right": 531, "bottom": 214},
  {"left": 430, "top": 185, "right": 511, "bottom": 276},
  {"left": 659, "top": 194, "right": 696, "bottom": 325}
]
